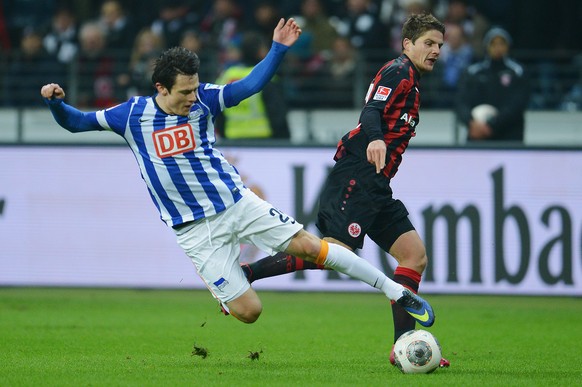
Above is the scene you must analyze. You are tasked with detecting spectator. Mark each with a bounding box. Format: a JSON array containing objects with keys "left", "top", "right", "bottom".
[
  {"left": 123, "top": 27, "right": 165, "bottom": 97},
  {"left": 42, "top": 6, "right": 79, "bottom": 65},
  {"left": 76, "top": 21, "right": 124, "bottom": 108},
  {"left": 3, "top": 27, "right": 63, "bottom": 107},
  {"left": 281, "top": 0, "right": 340, "bottom": 106},
  {"left": 0, "top": 0, "right": 12, "bottom": 54},
  {"left": 250, "top": 1, "right": 284, "bottom": 42},
  {"left": 215, "top": 31, "right": 290, "bottom": 140},
  {"left": 294, "top": 0, "right": 338, "bottom": 57},
  {"left": 199, "top": 0, "right": 243, "bottom": 71},
  {"left": 443, "top": 0, "right": 489, "bottom": 59},
  {"left": 455, "top": 27, "right": 530, "bottom": 142},
  {"left": 179, "top": 29, "right": 203, "bottom": 53},
  {"left": 2, "top": 0, "right": 55, "bottom": 51},
  {"left": 428, "top": 22, "right": 473, "bottom": 108},
  {"left": 98, "top": 0, "right": 139, "bottom": 97},
  {"left": 560, "top": 54, "right": 582, "bottom": 111},
  {"left": 179, "top": 29, "right": 216, "bottom": 82},
  {"left": 98, "top": 0, "right": 138, "bottom": 56},
  {"left": 151, "top": 0, "right": 201, "bottom": 48},
  {"left": 327, "top": 36, "right": 357, "bottom": 82},
  {"left": 336, "top": 0, "right": 393, "bottom": 75},
  {"left": 121, "top": 0, "right": 162, "bottom": 28},
  {"left": 317, "top": 36, "right": 359, "bottom": 108},
  {"left": 507, "top": 1, "right": 582, "bottom": 110}
]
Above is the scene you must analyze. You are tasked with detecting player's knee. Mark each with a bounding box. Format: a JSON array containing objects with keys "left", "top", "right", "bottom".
[
  {"left": 233, "top": 303, "right": 263, "bottom": 324},
  {"left": 417, "top": 253, "right": 428, "bottom": 272},
  {"left": 408, "top": 245, "right": 428, "bottom": 272},
  {"left": 306, "top": 233, "right": 325, "bottom": 258},
  {"left": 228, "top": 294, "right": 263, "bottom": 324},
  {"left": 398, "top": 249, "right": 427, "bottom": 273},
  {"left": 286, "top": 230, "right": 322, "bottom": 261}
]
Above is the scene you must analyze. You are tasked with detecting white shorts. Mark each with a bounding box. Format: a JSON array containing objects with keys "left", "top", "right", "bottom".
[{"left": 175, "top": 189, "right": 303, "bottom": 304}]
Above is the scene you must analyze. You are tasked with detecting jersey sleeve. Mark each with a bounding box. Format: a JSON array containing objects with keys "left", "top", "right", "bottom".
[
  {"left": 364, "top": 67, "right": 410, "bottom": 113},
  {"left": 97, "top": 100, "right": 133, "bottom": 135},
  {"left": 358, "top": 67, "right": 405, "bottom": 140},
  {"left": 45, "top": 97, "right": 135, "bottom": 136},
  {"left": 222, "top": 41, "right": 289, "bottom": 108},
  {"left": 198, "top": 83, "right": 227, "bottom": 117},
  {"left": 45, "top": 98, "right": 101, "bottom": 133}
]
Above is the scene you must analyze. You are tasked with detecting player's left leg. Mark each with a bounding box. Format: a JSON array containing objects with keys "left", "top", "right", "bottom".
[
  {"left": 386, "top": 229, "right": 428, "bottom": 339},
  {"left": 371, "top": 226, "right": 450, "bottom": 367}
]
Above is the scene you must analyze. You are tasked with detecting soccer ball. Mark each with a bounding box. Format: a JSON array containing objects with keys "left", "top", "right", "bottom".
[
  {"left": 393, "top": 330, "right": 442, "bottom": 374},
  {"left": 471, "top": 104, "right": 498, "bottom": 123}
]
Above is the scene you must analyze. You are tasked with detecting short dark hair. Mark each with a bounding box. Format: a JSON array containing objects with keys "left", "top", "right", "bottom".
[
  {"left": 151, "top": 47, "right": 200, "bottom": 91},
  {"left": 401, "top": 14, "right": 445, "bottom": 50}
]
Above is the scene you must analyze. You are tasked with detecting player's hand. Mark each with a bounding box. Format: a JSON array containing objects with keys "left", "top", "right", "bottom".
[
  {"left": 468, "top": 120, "right": 492, "bottom": 140},
  {"left": 40, "top": 83, "right": 66, "bottom": 100},
  {"left": 367, "top": 139, "right": 386, "bottom": 174},
  {"left": 272, "top": 18, "right": 302, "bottom": 47}
]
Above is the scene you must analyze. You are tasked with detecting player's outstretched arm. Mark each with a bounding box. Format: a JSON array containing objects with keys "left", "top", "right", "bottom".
[
  {"left": 223, "top": 18, "right": 301, "bottom": 108},
  {"left": 40, "top": 83, "right": 101, "bottom": 133}
]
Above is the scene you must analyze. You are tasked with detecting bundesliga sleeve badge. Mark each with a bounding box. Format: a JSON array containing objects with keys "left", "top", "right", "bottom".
[{"left": 373, "top": 86, "right": 392, "bottom": 101}]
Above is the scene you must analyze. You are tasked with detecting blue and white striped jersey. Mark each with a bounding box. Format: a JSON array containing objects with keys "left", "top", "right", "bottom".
[
  {"left": 94, "top": 83, "right": 245, "bottom": 227},
  {"left": 46, "top": 42, "right": 290, "bottom": 227}
]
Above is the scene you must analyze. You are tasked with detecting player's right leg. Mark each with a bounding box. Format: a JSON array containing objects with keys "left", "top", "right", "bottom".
[{"left": 284, "top": 230, "right": 435, "bottom": 327}]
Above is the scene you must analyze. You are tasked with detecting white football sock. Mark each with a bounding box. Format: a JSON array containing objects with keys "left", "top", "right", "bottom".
[{"left": 324, "top": 243, "right": 405, "bottom": 301}]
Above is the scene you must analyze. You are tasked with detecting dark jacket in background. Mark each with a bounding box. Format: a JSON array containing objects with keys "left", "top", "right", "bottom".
[{"left": 456, "top": 57, "right": 530, "bottom": 141}]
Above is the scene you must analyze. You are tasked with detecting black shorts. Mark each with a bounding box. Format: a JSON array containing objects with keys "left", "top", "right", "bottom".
[{"left": 316, "top": 155, "right": 414, "bottom": 252}]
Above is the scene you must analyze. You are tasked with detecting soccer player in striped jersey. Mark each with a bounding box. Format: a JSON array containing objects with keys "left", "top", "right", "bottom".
[
  {"left": 41, "top": 18, "right": 435, "bottom": 327},
  {"left": 241, "top": 14, "right": 450, "bottom": 366}
]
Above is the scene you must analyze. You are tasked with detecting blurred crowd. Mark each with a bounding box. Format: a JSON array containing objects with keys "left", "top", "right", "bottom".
[{"left": 1, "top": 0, "right": 581, "bottom": 110}]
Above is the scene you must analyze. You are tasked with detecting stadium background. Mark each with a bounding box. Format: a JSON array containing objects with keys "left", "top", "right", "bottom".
[{"left": 1, "top": 0, "right": 581, "bottom": 295}]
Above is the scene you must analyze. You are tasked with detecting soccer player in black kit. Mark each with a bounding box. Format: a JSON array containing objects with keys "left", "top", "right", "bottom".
[{"left": 242, "top": 14, "right": 450, "bottom": 367}]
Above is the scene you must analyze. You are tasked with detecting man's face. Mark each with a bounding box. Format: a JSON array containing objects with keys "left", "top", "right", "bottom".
[
  {"left": 487, "top": 36, "right": 509, "bottom": 60},
  {"left": 403, "top": 30, "right": 444, "bottom": 74},
  {"left": 157, "top": 74, "right": 200, "bottom": 116}
]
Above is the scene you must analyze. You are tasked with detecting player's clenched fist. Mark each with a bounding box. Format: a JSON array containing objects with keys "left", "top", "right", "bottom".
[{"left": 41, "top": 83, "right": 66, "bottom": 100}]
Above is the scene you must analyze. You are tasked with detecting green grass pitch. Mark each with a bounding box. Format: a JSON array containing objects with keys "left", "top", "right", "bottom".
[{"left": 1, "top": 288, "right": 581, "bottom": 386}]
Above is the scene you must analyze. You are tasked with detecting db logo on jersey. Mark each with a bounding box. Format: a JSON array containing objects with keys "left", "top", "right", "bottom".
[
  {"left": 348, "top": 223, "right": 362, "bottom": 238},
  {"left": 373, "top": 86, "right": 392, "bottom": 101},
  {"left": 153, "top": 123, "right": 196, "bottom": 158}
]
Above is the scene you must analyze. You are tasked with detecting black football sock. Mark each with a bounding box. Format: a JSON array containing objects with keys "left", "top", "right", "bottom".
[
  {"left": 391, "top": 266, "right": 422, "bottom": 342},
  {"left": 242, "top": 252, "right": 325, "bottom": 283}
]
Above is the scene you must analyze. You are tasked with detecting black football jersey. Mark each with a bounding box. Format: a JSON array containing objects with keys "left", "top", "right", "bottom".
[{"left": 334, "top": 54, "right": 421, "bottom": 179}]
